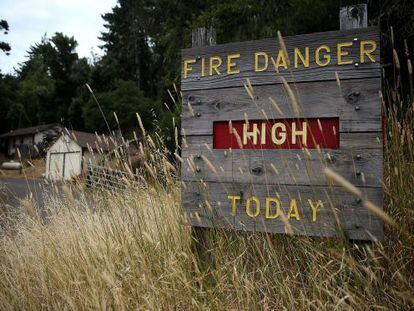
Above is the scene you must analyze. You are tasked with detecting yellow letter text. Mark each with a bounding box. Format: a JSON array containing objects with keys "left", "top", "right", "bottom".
[
  {"left": 294, "top": 47, "right": 309, "bottom": 68},
  {"left": 308, "top": 199, "right": 322, "bottom": 222},
  {"left": 228, "top": 195, "right": 241, "bottom": 216},
  {"left": 246, "top": 196, "right": 261, "bottom": 218},
  {"left": 315, "top": 45, "right": 331, "bottom": 67},
  {"left": 266, "top": 198, "right": 281, "bottom": 219},
  {"left": 227, "top": 54, "right": 240, "bottom": 74},
  {"left": 360, "top": 40, "right": 377, "bottom": 63},
  {"left": 287, "top": 199, "right": 300, "bottom": 220},
  {"left": 183, "top": 59, "right": 196, "bottom": 78},
  {"left": 209, "top": 56, "right": 222, "bottom": 76},
  {"left": 337, "top": 42, "right": 353, "bottom": 65},
  {"left": 255, "top": 52, "right": 268, "bottom": 72}
]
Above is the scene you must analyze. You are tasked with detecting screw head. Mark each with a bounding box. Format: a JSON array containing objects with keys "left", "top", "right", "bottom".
[
  {"left": 356, "top": 154, "right": 362, "bottom": 160},
  {"left": 353, "top": 37, "right": 358, "bottom": 42},
  {"left": 354, "top": 62, "right": 359, "bottom": 67},
  {"left": 355, "top": 198, "right": 362, "bottom": 204},
  {"left": 355, "top": 105, "right": 360, "bottom": 111},
  {"left": 196, "top": 112, "right": 201, "bottom": 117},
  {"left": 195, "top": 154, "right": 201, "bottom": 159},
  {"left": 197, "top": 55, "right": 201, "bottom": 60},
  {"left": 356, "top": 170, "right": 361, "bottom": 176},
  {"left": 196, "top": 99, "right": 201, "bottom": 104},
  {"left": 251, "top": 166, "right": 263, "bottom": 175}
]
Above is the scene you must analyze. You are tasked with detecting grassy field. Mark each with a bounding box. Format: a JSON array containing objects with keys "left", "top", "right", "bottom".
[{"left": 0, "top": 46, "right": 413, "bottom": 309}]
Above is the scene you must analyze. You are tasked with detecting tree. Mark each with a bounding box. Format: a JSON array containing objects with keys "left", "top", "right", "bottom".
[
  {"left": 12, "top": 56, "right": 55, "bottom": 127},
  {"left": 0, "top": 73, "right": 17, "bottom": 133},
  {"left": 0, "top": 19, "right": 10, "bottom": 55},
  {"left": 79, "top": 80, "right": 160, "bottom": 134},
  {"left": 99, "top": 0, "right": 154, "bottom": 94},
  {"left": 0, "top": 0, "right": 411, "bottom": 146},
  {"left": 17, "top": 33, "right": 90, "bottom": 124}
]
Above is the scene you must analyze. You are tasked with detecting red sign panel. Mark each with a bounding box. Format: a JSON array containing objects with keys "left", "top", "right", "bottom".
[{"left": 213, "top": 118, "right": 339, "bottom": 149}]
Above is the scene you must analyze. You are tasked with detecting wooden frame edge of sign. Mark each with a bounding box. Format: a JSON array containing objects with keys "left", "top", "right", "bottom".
[{"left": 181, "top": 19, "right": 383, "bottom": 241}]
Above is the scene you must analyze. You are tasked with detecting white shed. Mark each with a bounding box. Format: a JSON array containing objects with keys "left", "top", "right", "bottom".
[{"left": 46, "top": 130, "right": 105, "bottom": 180}]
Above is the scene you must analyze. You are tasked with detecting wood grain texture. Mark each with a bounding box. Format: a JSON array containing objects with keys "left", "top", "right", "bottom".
[
  {"left": 192, "top": 26, "right": 216, "bottom": 47},
  {"left": 182, "top": 78, "right": 381, "bottom": 135},
  {"left": 182, "top": 181, "right": 383, "bottom": 240},
  {"left": 182, "top": 27, "right": 380, "bottom": 91},
  {"left": 340, "top": 4, "right": 368, "bottom": 30},
  {"left": 182, "top": 133, "right": 383, "bottom": 187},
  {"left": 181, "top": 27, "right": 383, "bottom": 241}
]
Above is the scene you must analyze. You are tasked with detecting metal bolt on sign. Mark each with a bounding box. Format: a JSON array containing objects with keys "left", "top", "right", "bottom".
[{"left": 181, "top": 17, "right": 383, "bottom": 241}]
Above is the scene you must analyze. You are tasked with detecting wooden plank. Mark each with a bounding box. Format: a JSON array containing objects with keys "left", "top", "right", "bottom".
[
  {"left": 192, "top": 26, "right": 216, "bottom": 47},
  {"left": 340, "top": 4, "right": 368, "bottom": 30},
  {"left": 182, "top": 27, "right": 380, "bottom": 91},
  {"left": 182, "top": 149, "right": 383, "bottom": 187},
  {"left": 182, "top": 137, "right": 383, "bottom": 187},
  {"left": 182, "top": 78, "right": 381, "bottom": 135},
  {"left": 182, "top": 181, "right": 383, "bottom": 240},
  {"left": 181, "top": 25, "right": 383, "bottom": 241},
  {"left": 189, "top": 25, "right": 217, "bottom": 246}
]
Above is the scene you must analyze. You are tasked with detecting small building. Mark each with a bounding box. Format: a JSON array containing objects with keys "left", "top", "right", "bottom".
[
  {"left": 46, "top": 129, "right": 135, "bottom": 181},
  {"left": 0, "top": 123, "right": 63, "bottom": 157}
]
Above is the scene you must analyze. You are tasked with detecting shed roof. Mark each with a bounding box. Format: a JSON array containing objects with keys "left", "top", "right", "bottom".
[
  {"left": 64, "top": 129, "right": 137, "bottom": 154},
  {"left": 0, "top": 123, "right": 62, "bottom": 138}
]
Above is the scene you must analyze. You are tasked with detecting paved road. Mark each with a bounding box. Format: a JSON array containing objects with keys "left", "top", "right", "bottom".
[{"left": 0, "top": 178, "right": 52, "bottom": 210}]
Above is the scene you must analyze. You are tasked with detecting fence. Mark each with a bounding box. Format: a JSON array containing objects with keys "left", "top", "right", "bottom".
[{"left": 85, "top": 164, "right": 139, "bottom": 191}]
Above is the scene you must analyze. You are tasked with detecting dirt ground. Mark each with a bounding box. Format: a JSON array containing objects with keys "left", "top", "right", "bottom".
[{"left": 0, "top": 158, "right": 46, "bottom": 179}]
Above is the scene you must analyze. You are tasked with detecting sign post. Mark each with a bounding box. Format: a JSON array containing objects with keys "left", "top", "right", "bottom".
[{"left": 181, "top": 26, "right": 383, "bottom": 241}]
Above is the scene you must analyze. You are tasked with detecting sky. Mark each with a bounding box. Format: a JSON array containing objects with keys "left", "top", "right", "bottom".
[{"left": 0, "top": 0, "right": 117, "bottom": 74}]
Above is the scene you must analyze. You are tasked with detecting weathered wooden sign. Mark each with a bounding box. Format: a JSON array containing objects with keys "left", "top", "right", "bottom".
[{"left": 181, "top": 27, "right": 383, "bottom": 240}]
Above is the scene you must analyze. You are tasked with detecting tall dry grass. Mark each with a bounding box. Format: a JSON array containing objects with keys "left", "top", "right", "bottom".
[
  {"left": 0, "top": 42, "right": 413, "bottom": 310},
  {"left": 0, "top": 108, "right": 412, "bottom": 309}
]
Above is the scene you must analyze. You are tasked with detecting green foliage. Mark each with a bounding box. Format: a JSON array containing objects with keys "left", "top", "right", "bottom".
[
  {"left": 13, "top": 56, "right": 56, "bottom": 126},
  {"left": 20, "top": 33, "right": 89, "bottom": 121},
  {"left": 80, "top": 80, "right": 161, "bottom": 133},
  {"left": 0, "top": 73, "right": 16, "bottom": 132},
  {"left": 0, "top": 1, "right": 413, "bottom": 152},
  {"left": 99, "top": 0, "right": 154, "bottom": 94},
  {"left": 0, "top": 19, "right": 10, "bottom": 54}
]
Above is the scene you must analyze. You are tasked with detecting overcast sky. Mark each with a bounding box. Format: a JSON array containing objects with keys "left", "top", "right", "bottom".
[{"left": 0, "top": 0, "right": 117, "bottom": 74}]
